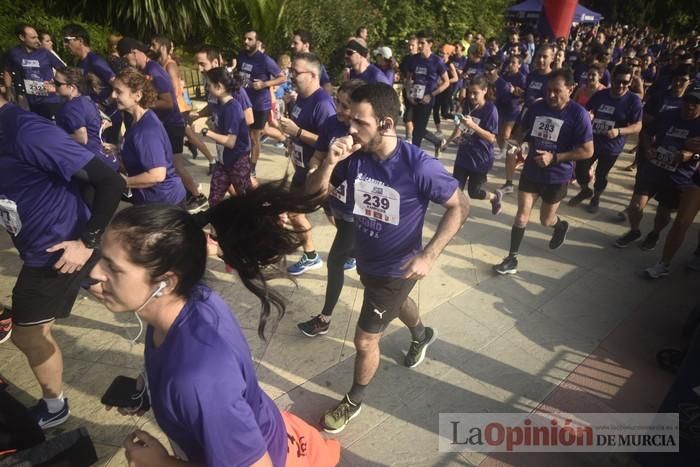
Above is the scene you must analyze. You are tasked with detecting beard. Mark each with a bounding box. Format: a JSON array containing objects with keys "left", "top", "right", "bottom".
[{"left": 357, "top": 131, "right": 383, "bottom": 153}]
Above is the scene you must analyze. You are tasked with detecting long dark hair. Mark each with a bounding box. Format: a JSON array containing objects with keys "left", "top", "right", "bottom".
[
  {"left": 206, "top": 67, "right": 242, "bottom": 96},
  {"left": 206, "top": 179, "right": 321, "bottom": 339}
]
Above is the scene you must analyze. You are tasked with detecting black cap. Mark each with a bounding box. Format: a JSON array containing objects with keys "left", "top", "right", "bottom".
[
  {"left": 117, "top": 37, "right": 149, "bottom": 57},
  {"left": 683, "top": 87, "right": 700, "bottom": 103}
]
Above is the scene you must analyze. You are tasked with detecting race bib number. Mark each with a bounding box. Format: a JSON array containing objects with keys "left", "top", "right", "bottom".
[
  {"left": 592, "top": 118, "right": 615, "bottom": 135},
  {"left": 291, "top": 143, "right": 304, "bottom": 167},
  {"left": 0, "top": 199, "right": 22, "bottom": 236},
  {"left": 464, "top": 116, "right": 481, "bottom": 136},
  {"left": 329, "top": 180, "right": 347, "bottom": 203},
  {"left": 353, "top": 179, "right": 400, "bottom": 225},
  {"left": 531, "top": 116, "right": 564, "bottom": 143},
  {"left": 240, "top": 72, "right": 251, "bottom": 88},
  {"left": 24, "top": 79, "right": 48, "bottom": 96},
  {"left": 529, "top": 81, "right": 543, "bottom": 91},
  {"left": 411, "top": 84, "right": 426, "bottom": 100},
  {"left": 291, "top": 105, "right": 301, "bottom": 119},
  {"left": 649, "top": 147, "right": 679, "bottom": 172}
]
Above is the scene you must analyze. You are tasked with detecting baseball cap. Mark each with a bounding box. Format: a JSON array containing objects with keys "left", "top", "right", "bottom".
[
  {"left": 373, "top": 46, "right": 392, "bottom": 59},
  {"left": 117, "top": 37, "right": 149, "bottom": 57},
  {"left": 683, "top": 87, "right": 700, "bottom": 103}
]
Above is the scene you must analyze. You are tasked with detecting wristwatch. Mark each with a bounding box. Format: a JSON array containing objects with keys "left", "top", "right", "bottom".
[
  {"left": 80, "top": 229, "right": 102, "bottom": 249},
  {"left": 201, "top": 128, "right": 208, "bottom": 137}
]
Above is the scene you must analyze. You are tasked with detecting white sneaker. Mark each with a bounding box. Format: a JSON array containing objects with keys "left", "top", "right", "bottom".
[
  {"left": 643, "top": 262, "right": 670, "bottom": 279},
  {"left": 687, "top": 254, "right": 700, "bottom": 272}
]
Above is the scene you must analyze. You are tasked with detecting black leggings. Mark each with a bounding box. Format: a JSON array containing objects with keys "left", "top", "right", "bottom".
[
  {"left": 574, "top": 153, "right": 618, "bottom": 194},
  {"left": 412, "top": 103, "right": 442, "bottom": 148},
  {"left": 433, "top": 89, "right": 452, "bottom": 126},
  {"left": 453, "top": 166, "right": 488, "bottom": 199},
  {"left": 321, "top": 217, "right": 355, "bottom": 317}
]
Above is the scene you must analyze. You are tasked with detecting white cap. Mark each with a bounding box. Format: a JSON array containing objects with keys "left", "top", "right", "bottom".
[{"left": 373, "top": 46, "right": 392, "bottom": 59}]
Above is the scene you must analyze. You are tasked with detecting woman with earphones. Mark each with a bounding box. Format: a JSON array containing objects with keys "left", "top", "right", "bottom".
[
  {"left": 199, "top": 67, "right": 252, "bottom": 206},
  {"left": 88, "top": 185, "right": 340, "bottom": 466}
]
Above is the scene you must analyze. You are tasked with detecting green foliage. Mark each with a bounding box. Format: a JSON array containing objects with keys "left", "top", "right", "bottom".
[{"left": 0, "top": 4, "right": 112, "bottom": 59}]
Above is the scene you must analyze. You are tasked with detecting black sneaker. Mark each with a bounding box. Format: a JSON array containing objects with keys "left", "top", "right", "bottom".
[
  {"left": 31, "top": 398, "right": 70, "bottom": 429},
  {"left": 493, "top": 255, "right": 518, "bottom": 275},
  {"left": 639, "top": 231, "right": 659, "bottom": 251},
  {"left": 186, "top": 194, "right": 209, "bottom": 213},
  {"left": 297, "top": 315, "right": 330, "bottom": 337},
  {"left": 404, "top": 327, "right": 438, "bottom": 368},
  {"left": 568, "top": 188, "right": 593, "bottom": 207},
  {"left": 614, "top": 229, "right": 641, "bottom": 248},
  {"left": 549, "top": 220, "right": 569, "bottom": 249},
  {"left": 586, "top": 197, "right": 600, "bottom": 214}
]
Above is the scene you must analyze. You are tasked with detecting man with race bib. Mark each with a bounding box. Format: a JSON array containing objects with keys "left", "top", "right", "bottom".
[
  {"left": 494, "top": 69, "right": 594, "bottom": 275},
  {"left": 306, "top": 83, "right": 469, "bottom": 433}
]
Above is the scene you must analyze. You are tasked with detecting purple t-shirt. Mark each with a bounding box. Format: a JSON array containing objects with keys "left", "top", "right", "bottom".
[
  {"left": 407, "top": 54, "right": 447, "bottom": 106},
  {"left": 586, "top": 89, "right": 643, "bottom": 157},
  {"left": 521, "top": 99, "right": 593, "bottom": 184},
  {"left": 498, "top": 72, "right": 527, "bottom": 118},
  {"left": 289, "top": 88, "right": 336, "bottom": 182},
  {"left": 145, "top": 286, "right": 287, "bottom": 467},
  {"left": 0, "top": 104, "right": 92, "bottom": 267},
  {"left": 449, "top": 55, "right": 468, "bottom": 91},
  {"left": 237, "top": 51, "right": 281, "bottom": 111},
  {"left": 56, "top": 96, "right": 119, "bottom": 171},
  {"left": 349, "top": 63, "right": 392, "bottom": 85},
  {"left": 4, "top": 46, "right": 64, "bottom": 106},
  {"left": 646, "top": 90, "right": 684, "bottom": 118},
  {"left": 524, "top": 71, "right": 549, "bottom": 108},
  {"left": 463, "top": 59, "right": 484, "bottom": 80},
  {"left": 143, "top": 60, "right": 185, "bottom": 127},
  {"left": 334, "top": 140, "right": 458, "bottom": 277},
  {"left": 455, "top": 101, "right": 499, "bottom": 173},
  {"left": 120, "top": 110, "right": 186, "bottom": 205},
  {"left": 213, "top": 99, "right": 250, "bottom": 167},
  {"left": 320, "top": 64, "right": 331, "bottom": 87},
  {"left": 645, "top": 109, "right": 700, "bottom": 188},
  {"left": 315, "top": 116, "right": 351, "bottom": 218},
  {"left": 78, "top": 51, "right": 115, "bottom": 108}
]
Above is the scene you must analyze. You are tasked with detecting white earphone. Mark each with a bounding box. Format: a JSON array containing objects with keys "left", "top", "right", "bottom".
[{"left": 154, "top": 280, "right": 167, "bottom": 297}]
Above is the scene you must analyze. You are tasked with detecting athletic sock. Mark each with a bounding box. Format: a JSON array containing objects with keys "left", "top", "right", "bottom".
[
  {"left": 44, "top": 392, "right": 65, "bottom": 413},
  {"left": 509, "top": 225, "right": 526, "bottom": 257},
  {"left": 409, "top": 321, "right": 426, "bottom": 342},
  {"left": 305, "top": 250, "right": 318, "bottom": 260},
  {"left": 347, "top": 383, "right": 366, "bottom": 404}
]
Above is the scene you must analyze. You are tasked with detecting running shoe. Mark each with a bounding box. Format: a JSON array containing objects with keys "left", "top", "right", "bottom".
[
  {"left": 687, "top": 253, "right": 700, "bottom": 272},
  {"left": 616, "top": 209, "right": 629, "bottom": 223},
  {"left": 297, "top": 314, "right": 330, "bottom": 337},
  {"left": 0, "top": 309, "right": 12, "bottom": 345},
  {"left": 493, "top": 255, "right": 518, "bottom": 275},
  {"left": 549, "top": 220, "right": 569, "bottom": 250},
  {"left": 614, "top": 229, "right": 641, "bottom": 248},
  {"left": 639, "top": 232, "right": 659, "bottom": 251},
  {"left": 404, "top": 327, "right": 437, "bottom": 368},
  {"left": 322, "top": 394, "right": 362, "bottom": 434},
  {"left": 568, "top": 188, "right": 593, "bottom": 207},
  {"left": 491, "top": 190, "right": 503, "bottom": 215},
  {"left": 186, "top": 194, "right": 209, "bottom": 214},
  {"left": 643, "top": 262, "right": 670, "bottom": 279},
  {"left": 287, "top": 253, "right": 323, "bottom": 276},
  {"left": 31, "top": 398, "right": 70, "bottom": 429},
  {"left": 343, "top": 257, "right": 357, "bottom": 271},
  {"left": 500, "top": 183, "right": 514, "bottom": 195},
  {"left": 185, "top": 141, "right": 198, "bottom": 159},
  {"left": 586, "top": 197, "right": 600, "bottom": 214}
]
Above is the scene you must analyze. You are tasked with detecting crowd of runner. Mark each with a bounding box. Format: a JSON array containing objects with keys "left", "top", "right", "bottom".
[{"left": 0, "top": 18, "right": 699, "bottom": 466}]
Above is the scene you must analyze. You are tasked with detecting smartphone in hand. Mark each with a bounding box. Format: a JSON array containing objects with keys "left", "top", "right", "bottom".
[{"left": 101, "top": 376, "right": 150, "bottom": 412}]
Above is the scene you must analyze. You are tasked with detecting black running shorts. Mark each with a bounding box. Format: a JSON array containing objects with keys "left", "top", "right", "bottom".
[
  {"left": 357, "top": 273, "right": 417, "bottom": 334},
  {"left": 518, "top": 177, "right": 568, "bottom": 205},
  {"left": 251, "top": 110, "right": 270, "bottom": 130}
]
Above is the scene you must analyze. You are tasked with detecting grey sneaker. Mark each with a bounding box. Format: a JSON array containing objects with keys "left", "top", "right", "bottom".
[
  {"left": 643, "top": 262, "right": 670, "bottom": 279},
  {"left": 500, "top": 183, "right": 515, "bottom": 195},
  {"left": 322, "top": 394, "right": 362, "bottom": 433},
  {"left": 404, "top": 327, "right": 438, "bottom": 368}
]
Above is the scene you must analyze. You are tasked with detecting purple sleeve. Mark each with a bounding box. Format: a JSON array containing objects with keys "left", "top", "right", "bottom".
[
  {"left": 134, "top": 130, "right": 168, "bottom": 170},
  {"left": 585, "top": 91, "right": 599, "bottom": 112},
  {"left": 601, "top": 69, "right": 611, "bottom": 86},
  {"left": 48, "top": 50, "right": 65, "bottom": 69},
  {"left": 236, "top": 88, "right": 252, "bottom": 110},
  {"left": 56, "top": 101, "right": 86, "bottom": 134},
  {"left": 315, "top": 118, "right": 332, "bottom": 151},
  {"left": 265, "top": 55, "right": 282, "bottom": 79},
  {"left": 414, "top": 155, "right": 459, "bottom": 204},
  {"left": 90, "top": 56, "right": 115, "bottom": 85},
  {"left": 436, "top": 59, "right": 447, "bottom": 77},
  {"left": 150, "top": 73, "right": 171, "bottom": 95},
  {"left": 629, "top": 96, "right": 643, "bottom": 124},
  {"left": 484, "top": 105, "right": 499, "bottom": 134},
  {"left": 19, "top": 120, "right": 93, "bottom": 181},
  {"left": 573, "top": 106, "right": 594, "bottom": 145},
  {"left": 223, "top": 102, "right": 245, "bottom": 136},
  {"left": 518, "top": 103, "right": 535, "bottom": 133},
  {"left": 314, "top": 99, "right": 337, "bottom": 133},
  {"left": 320, "top": 66, "right": 331, "bottom": 86}
]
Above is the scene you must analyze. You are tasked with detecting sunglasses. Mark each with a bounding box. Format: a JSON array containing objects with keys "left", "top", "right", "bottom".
[
  {"left": 614, "top": 79, "right": 631, "bottom": 86},
  {"left": 345, "top": 50, "right": 357, "bottom": 57},
  {"left": 62, "top": 36, "right": 76, "bottom": 44},
  {"left": 54, "top": 80, "right": 69, "bottom": 87}
]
